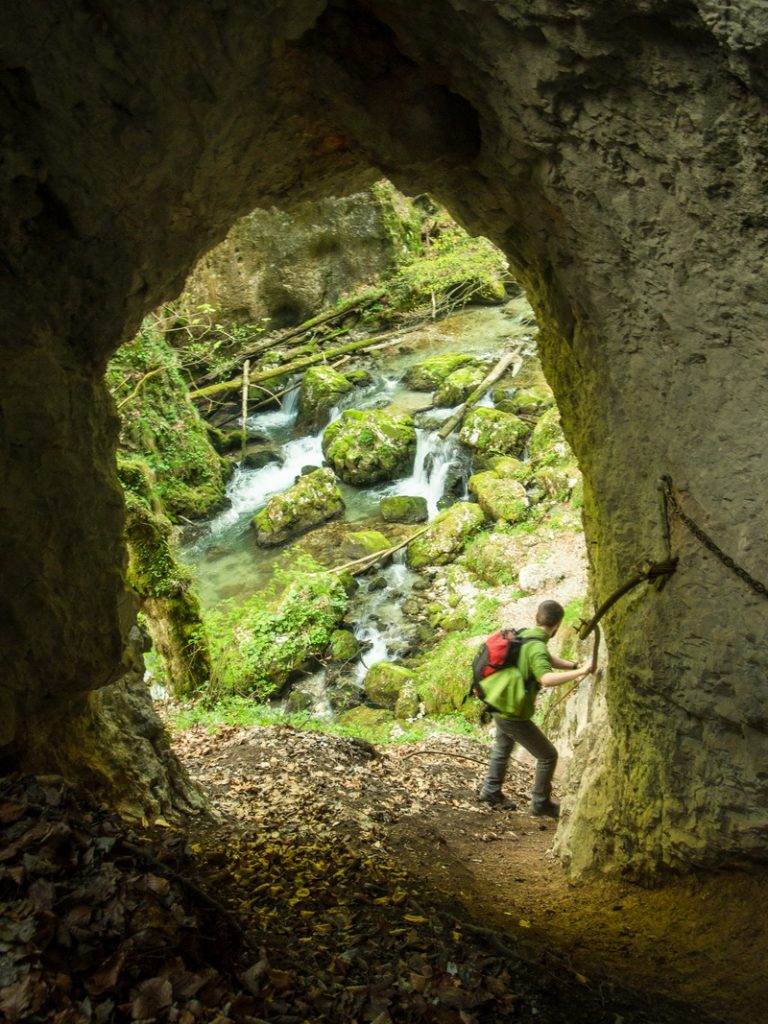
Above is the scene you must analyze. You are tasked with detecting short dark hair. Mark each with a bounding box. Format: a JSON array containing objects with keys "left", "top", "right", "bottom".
[{"left": 536, "top": 600, "right": 565, "bottom": 628}]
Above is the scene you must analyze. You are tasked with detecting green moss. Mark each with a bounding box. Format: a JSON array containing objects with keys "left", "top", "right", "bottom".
[
  {"left": 328, "top": 629, "right": 361, "bottom": 661},
  {"left": 406, "top": 502, "right": 487, "bottom": 569},
  {"left": 208, "top": 562, "right": 349, "bottom": 699},
  {"left": 459, "top": 407, "right": 530, "bottom": 459},
  {"left": 459, "top": 530, "right": 521, "bottom": 586},
  {"left": 404, "top": 353, "right": 477, "bottom": 391},
  {"left": 363, "top": 662, "right": 415, "bottom": 710},
  {"left": 107, "top": 327, "right": 227, "bottom": 520},
  {"left": 322, "top": 409, "right": 417, "bottom": 485}
]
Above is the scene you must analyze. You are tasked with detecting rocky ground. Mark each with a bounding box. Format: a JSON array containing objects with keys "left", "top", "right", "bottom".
[{"left": 4, "top": 725, "right": 766, "bottom": 1023}]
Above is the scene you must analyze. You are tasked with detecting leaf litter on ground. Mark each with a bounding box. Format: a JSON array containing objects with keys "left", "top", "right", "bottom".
[{"left": 0, "top": 730, "right": 718, "bottom": 1023}]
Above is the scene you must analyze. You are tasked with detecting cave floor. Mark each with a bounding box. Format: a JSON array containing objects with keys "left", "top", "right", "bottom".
[{"left": 170, "top": 723, "right": 768, "bottom": 1023}]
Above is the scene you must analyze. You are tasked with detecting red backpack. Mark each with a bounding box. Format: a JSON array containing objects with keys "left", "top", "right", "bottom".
[{"left": 465, "top": 628, "right": 536, "bottom": 706}]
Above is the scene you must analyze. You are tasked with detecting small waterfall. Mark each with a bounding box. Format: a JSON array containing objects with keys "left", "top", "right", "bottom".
[
  {"left": 397, "top": 429, "right": 459, "bottom": 518},
  {"left": 353, "top": 555, "right": 415, "bottom": 682},
  {"left": 245, "top": 384, "right": 301, "bottom": 433}
]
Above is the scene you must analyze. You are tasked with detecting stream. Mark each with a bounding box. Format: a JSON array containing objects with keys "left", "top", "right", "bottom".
[{"left": 180, "top": 303, "right": 537, "bottom": 698}]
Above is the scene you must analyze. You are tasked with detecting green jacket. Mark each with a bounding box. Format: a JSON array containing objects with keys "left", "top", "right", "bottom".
[{"left": 478, "top": 626, "right": 552, "bottom": 720}]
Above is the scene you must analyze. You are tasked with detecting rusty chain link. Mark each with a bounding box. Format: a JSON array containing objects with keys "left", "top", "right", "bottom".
[{"left": 659, "top": 475, "right": 768, "bottom": 599}]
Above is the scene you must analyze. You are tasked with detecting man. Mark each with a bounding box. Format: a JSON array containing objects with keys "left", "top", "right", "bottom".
[{"left": 477, "top": 599, "right": 595, "bottom": 818}]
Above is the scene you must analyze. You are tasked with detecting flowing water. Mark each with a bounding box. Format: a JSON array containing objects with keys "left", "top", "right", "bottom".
[{"left": 180, "top": 303, "right": 537, "bottom": 686}]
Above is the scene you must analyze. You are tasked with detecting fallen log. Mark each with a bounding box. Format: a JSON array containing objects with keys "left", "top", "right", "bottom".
[
  {"left": 438, "top": 351, "right": 521, "bottom": 439},
  {"left": 188, "top": 335, "right": 388, "bottom": 401},
  {"left": 328, "top": 525, "right": 432, "bottom": 577}
]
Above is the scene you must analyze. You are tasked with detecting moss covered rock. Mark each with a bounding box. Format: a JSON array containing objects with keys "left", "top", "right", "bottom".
[
  {"left": 380, "top": 494, "right": 428, "bottom": 523},
  {"left": 433, "top": 364, "right": 487, "bottom": 407},
  {"left": 485, "top": 455, "right": 532, "bottom": 484},
  {"left": 252, "top": 467, "right": 344, "bottom": 546},
  {"left": 328, "top": 629, "right": 361, "bottom": 662},
  {"left": 122, "top": 487, "right": 211, "bottom": 695},
  {"left": 411, "top": 633, "right": 485, "bottom": 720},
  {"left": 533, "top": 465, "right": 581, "bottom": 501},
  {"left": 363, "top": 661, "right": 415, "bottom": 710},
  {"left": 107, "top": 328, "right": 227, "bottom": 520},
  {"left": 297, "top": 365, "right": 354, "bottom": 431},
  {"left": 322, "top": 409, "right": 416, "bottom": 485},
  {"left": 468, "top": 472, "right": 529, "bottom": 523},
  {"left": 528, "top": 406, "right": 571, "bottom": 466},
  {"left": 210, "top": 569, "right": 349, "bottom": 698},
  {"left": 406, "top": 502, "right": 486, "bottom": 568},
  {"left": 459, "top": 407, "right": 530, "bottom": 459},
  {"left": 340, "top": 529, "right": 391, "bottom": 561},
  {"left": 459, "top": 529, "right": 520, "bottom": 586},
  {"left": 404, "top": 354, "right": 475, "bottom": 391},
  {"left": 395, "top": 681, "right": 421, "bottom": 720},
  {"left": 491, "top": 384, "right": 554, "bottom": 417},
  {"left": 336, "top": 705, "right": 395, "bottom": 732}
]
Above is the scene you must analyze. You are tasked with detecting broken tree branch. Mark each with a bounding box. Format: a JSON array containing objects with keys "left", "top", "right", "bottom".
[
  {"left": 328, "top": 524, "right": 432, "bottom": 576},
  {"left": 438, "top": 351, "right": 521, "bottom": 439}
]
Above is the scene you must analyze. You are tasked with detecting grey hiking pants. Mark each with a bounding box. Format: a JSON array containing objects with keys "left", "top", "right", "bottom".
[{"left": 480, "top": 715, "right": 557, "bottom": 811}]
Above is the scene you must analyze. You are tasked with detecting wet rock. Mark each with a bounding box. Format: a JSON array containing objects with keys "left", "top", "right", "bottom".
[
  {"left": 328, "top": 629, "right": 361, "bottom": 662},
  {"left": 380, "top": 495, "right": 428, "bottom": 523},
  {"left": 296, "top": 365, "right": 354, "bottom": 432},
  {"left": 433, "top": 363, "right": 488, "bottom": 407},
  {"left": 404, "top": 353, "right": 475, "bottom": 391},
  {"left": 406, "top": 502, "right": 486, "bottom": 569},
  {"left": 252, "top": 467, "right": 344, "bottom": 546},
  {"left": 340, "top": 529, "right": 391, "bottom": 561},
  {"left": 322, "top": 409, "right": 417, "bottom": 485},
  {"left": 367, "top": 575, "right": 388, "bottom": 593},
  {"left": 241, "top": 444, "right": 284, "bottom": 470}
]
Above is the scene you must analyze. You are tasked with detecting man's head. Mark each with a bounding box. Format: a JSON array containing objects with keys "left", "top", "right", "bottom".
[{"left": 536, "top": 599, "right": 565, "bottom": 635}]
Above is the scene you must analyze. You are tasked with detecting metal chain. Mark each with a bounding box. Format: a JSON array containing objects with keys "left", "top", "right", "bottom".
[{"left": 659, "top": 475, "right": 768, "bottom": 599}]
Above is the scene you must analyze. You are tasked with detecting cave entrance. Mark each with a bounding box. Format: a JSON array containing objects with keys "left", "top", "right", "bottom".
[{"left": 3, "top": 0, "right": 768, "bottom": 891}]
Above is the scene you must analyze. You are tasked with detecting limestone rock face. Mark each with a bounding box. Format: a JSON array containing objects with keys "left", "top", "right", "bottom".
[
  {"left": 252, "top": 468, "right": 345, "bottom": 546},
  {"left": 183, "top": 187, "right": 415, "bottom": 328},
  {"left": 3, "top": 0, "right": 768, "bottom": 873},
  {"left": 322, "top": 409, "right": 417, "bottom": 485}
]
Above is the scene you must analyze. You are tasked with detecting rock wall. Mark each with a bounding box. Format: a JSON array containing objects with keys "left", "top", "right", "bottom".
[
  {"left": 183, "top": 186, "right": 417, "bottom": 328},
  {"left": 1, "top": 0, "right": 767, "bottom": 873}
]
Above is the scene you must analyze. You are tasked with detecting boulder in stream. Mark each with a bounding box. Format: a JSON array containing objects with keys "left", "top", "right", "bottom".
[
  {"left": 433, "top": 363, "right": 489, "bottom": 407},
  {"left": 459, "top": 407, "right": 530, "bottom": 459},
  {"left": 406, "top": 501, "right": 487, "bottom": 569},
  {"left": 327, "top": 629, "right": 361, "bottom": 662},
  {"left": 322, "top": 409, "right": 417, "bottom": 485},
  {"left": 380, "top": 494, "right": 428, "bottom": 524},
  {"left": 296, "top": 365, "right": 354, "bottom": 432},
  {"left": 403, "top": 353, "right": 476, "bottom": 391},
  {"left": 251, "top": 467, "right": 345, "bottom": 546}
]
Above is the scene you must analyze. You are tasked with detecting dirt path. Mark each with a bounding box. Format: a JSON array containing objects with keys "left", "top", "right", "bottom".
[{"left": 172, "top": 724, "right": 768, "bottom": 1024}]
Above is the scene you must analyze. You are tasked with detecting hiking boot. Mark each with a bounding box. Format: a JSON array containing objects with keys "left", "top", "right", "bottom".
[
  {"left": 478, "top": 792, "right": 518, "bottom": 810},
  {"left": 530, "top": 799, "right": 560, "bottom": 819}
]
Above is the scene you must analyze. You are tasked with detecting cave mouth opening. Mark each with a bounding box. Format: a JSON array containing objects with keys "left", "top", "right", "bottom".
[{"left": 5, "top": 0, "right": 768, "bottom": 895}]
